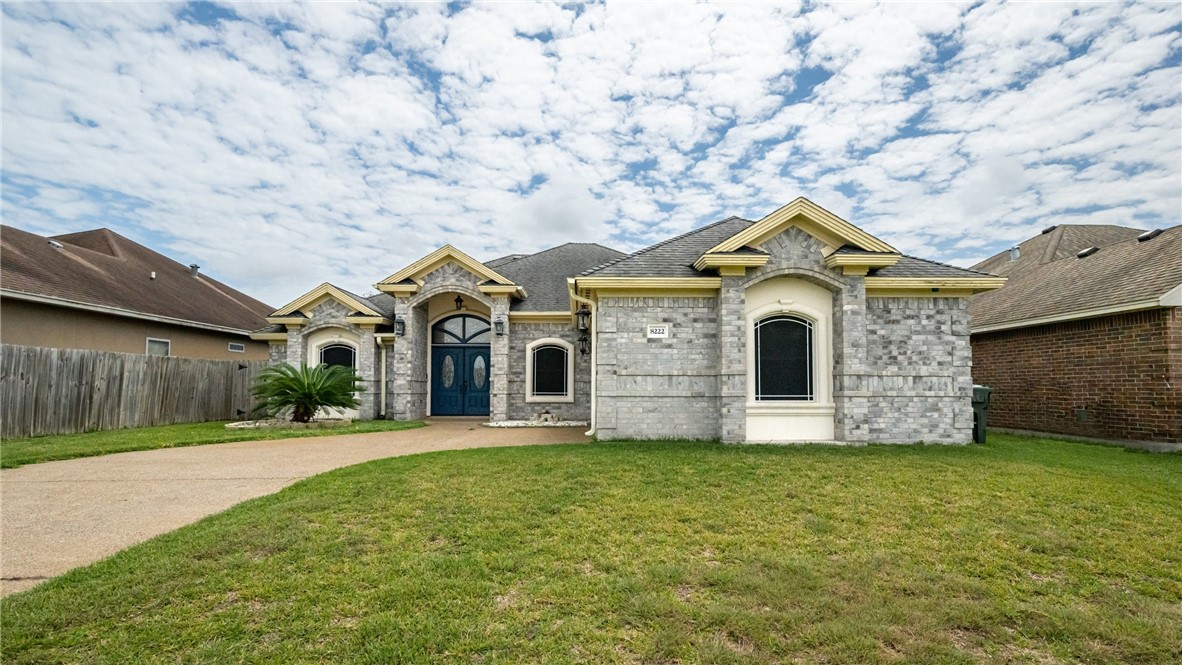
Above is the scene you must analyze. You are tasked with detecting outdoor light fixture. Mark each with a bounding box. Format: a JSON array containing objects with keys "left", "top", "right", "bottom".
[
  {"left": 394, "top": 316, "right": 406, "bottom": 336},
  {"left": 454, "top": 295, "right": 464, "bottom": 310},
  {"left": 494, "top": 317, "right": 505, "bottom": 336},
  {"left": 578, "top": 332, "right": 591, "bottom": 356},
  {"left": 575, "top": 304, "right": 591, "bottom": 332}
]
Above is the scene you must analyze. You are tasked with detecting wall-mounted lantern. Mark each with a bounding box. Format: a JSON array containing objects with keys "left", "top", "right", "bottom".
[
  {"left": 394, "top": 316, "right": 406, "bottom": 336},
  {"left": 493, "top": 317, "right": 505, "bottom": 336},
  {"left": 578, "top": 332, "right": 590, "bottom": 356},
  {"left": 575, "top": 304, "right": 591, "bottom": 332},
  {"left": 454, "top": 295, "right": 465, "bottom": 310}
]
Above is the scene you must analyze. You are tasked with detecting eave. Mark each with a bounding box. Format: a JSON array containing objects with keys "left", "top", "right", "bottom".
[
  {"left": 863, "top": 277, "right": 1007, "bottom": 294},
  {"left": 1, "top": 289, "right": 259, "bottom": 337},
  {"left": 250, "top": 332, "right": 288, "bottom": 342},
  {"left": 575, "top": 277, "right": 723, "bottom": 290}
]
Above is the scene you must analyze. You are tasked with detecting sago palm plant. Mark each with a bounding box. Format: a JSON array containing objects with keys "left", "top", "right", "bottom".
[{"left": 251, "top": 362, "right": 362, "bottom": 423}]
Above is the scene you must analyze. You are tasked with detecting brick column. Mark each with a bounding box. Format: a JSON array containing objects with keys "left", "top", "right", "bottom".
[
  {"left": 357, "top": 325, "right": 377, "bottom": 420},
  {"left": 718, "top": 276, "right": 746, "bottom": 442},
  {"left": 490, "top": 296, "right": 510, "bottom": 422},
  {"left": 833, "top": 278, "right": 869, "bottom": 442},
  {"left": 285, "top": 326, "right": 304, "bottom": 365}
]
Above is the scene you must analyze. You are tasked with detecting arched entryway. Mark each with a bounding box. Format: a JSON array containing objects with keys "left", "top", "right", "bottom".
[{"left": 430, "top": 314, "right": 491, "bottom": 416}]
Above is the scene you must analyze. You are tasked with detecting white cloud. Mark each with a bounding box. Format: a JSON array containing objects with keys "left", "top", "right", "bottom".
[{"left": 1, "top": 1, "right": 1178, "bottom": 305}]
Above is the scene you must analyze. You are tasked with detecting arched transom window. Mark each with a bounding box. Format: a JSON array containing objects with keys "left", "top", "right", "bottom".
[
  {"left": 319, "top": 343, "right": 356, "bottom": 369},
  {"left": 432, "top": 315, "right": 491, "bottom": 345},
  {"left": 754, "top": 315, "right": 813, "bottom": 401}
]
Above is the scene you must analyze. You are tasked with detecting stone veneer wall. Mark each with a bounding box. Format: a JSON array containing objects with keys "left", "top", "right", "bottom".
[
  {"left": 841, "top": 296, "right": 974, "bottom": 443},
  {"left": 268, "top": 343, "right": 286, "bottom": 364},
  {"left": 505, "top": 321, "right": 591, "bottom": 421},
  {"left": 594, "top": 296, "right": 720, "bottom": 440}
]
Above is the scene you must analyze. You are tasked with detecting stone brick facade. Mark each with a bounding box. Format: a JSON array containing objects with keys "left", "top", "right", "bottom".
[
  {"left": 506, "top": 322, "right": 591, "bottom": 421},
  {"left": 591, "top": 227, "right": 974, "bottom": 444},
  {"left": 849, "top": 297, "right": 974, "bottom": 443},
  {"left": 594, "top": 296, "right": 721, "bottom": 440},
  {"left": 971, "top": 308, "right": 1181, "bottom": 444}
]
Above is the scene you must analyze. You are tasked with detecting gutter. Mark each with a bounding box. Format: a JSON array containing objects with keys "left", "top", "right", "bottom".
[
  {"left": 1, "top": 288, "right": 259, "bottom": 337},
  {"left": 568, "top": 278, "right": 597, "bottom": 438}
]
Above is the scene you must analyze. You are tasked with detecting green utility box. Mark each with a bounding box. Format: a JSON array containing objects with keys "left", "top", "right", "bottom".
[{"left": 971, "top": 385, "right": 992, "bottom": 444}]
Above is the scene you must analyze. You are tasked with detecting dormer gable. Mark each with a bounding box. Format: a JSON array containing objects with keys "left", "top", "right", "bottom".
[
  {"left": 267, "top": 282, "right": 388, "bottom": 326},
  {"left": 375, "top": 244, "right": 524, "bottom": 298},
  {"left": 695, "top": 197, "right": 900, "bottom": 276}
]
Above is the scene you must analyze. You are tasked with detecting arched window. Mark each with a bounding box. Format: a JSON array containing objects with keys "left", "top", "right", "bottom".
[
  {"left": 754, "top": 315, "right": 813, "bottom": 401},
  {"left": 432, "top": 315, "right": 491, "bottom": 345},
  {"left": 319, "top": 343, "right": 356, "bottom": 369},
  {"left": 526, "top": 338, "right": 574, "bottom": 403}
]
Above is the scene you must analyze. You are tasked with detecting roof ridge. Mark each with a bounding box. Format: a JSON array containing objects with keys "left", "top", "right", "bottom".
[
  {"left": 1040, "top": 222, "right": 1182, "bottom": 265},
  {"left": 580, "top": 216, "right": 752, "bottom": 276}
]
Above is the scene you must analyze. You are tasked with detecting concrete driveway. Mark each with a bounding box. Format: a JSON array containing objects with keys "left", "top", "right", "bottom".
[{"left": 0, "top": 419, "right": 589, "bottom": 596}]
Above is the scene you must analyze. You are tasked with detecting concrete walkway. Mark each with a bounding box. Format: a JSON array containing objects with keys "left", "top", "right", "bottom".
[{"left": 0, "top": 419, "right": 589, "bottom": 596}]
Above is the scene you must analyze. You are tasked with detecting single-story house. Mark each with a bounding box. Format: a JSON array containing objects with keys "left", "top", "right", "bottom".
[
  {"left": 1, "top": 225, "right": 274, "bottom": 360},
  {"left": 254, "top": 198, "right": 1005, "bottom": 443},
  {"left": 970, "top": 223, "right": 1181, "bottom": 447}
]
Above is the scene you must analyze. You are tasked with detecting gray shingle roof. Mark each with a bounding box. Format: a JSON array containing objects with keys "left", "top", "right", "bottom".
[
  {"left": 871, "top": 256, "right": 996, "bottom": 279},
  {"left": 2, "top": 225, "right": 273, "bottom": 332},
  {"left": 495, "top": 243, "right": 626, "bottom": 311},
  {"left": 582, "top": 217, "right": 755, "bottom": 277},
  {"left": 970, "top": 225, "right": 1182, "bottom": 329},
  {"left": 579, "top": 217, "right": 991, "bottom": 280},
  {"left": 972, "top": 224, "right": 1145, "bottom": 279}
]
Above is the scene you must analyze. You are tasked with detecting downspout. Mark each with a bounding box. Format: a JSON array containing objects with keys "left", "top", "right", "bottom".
[
  {"left": 375, "top": 336, "right": 389, "bottom": 418},
  {"left": 568, "top": 279, "right": 597, "bottom": 438}
]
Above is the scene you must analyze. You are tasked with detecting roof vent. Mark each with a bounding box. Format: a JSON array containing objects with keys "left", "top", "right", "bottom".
[
  {"left": 189, "top": 264, "right": 200, "bottom": 277},
  {"left": 1041, "top": 225, "right": 1057, "bottom": 234},
  {"left": 1137, "top": 229, "right": 1163, "bottom": 242},
  {"left": 1009, "top": 246, "right": 1020, "bottom": 261},
  {"left": 1076, "top": 246, "right": 1099, "bottom": 259},
  {"left": 47, "top": 240, "right": 65, "bottom": 249}
]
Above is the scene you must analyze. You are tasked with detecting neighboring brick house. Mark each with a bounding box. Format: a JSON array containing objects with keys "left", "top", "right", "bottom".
[
  {"left": 256, "top": 198, "right": 1004, "bottom": 443},
  {"left": 970, "top": 224, "right": 1182, "bottom": 447},
  {"left": 1, "top": 225, "right": 274, "bottom": 360}
]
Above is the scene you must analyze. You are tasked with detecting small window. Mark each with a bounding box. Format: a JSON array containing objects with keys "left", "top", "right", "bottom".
[
  {"left": 754, "top": 315, "right": 813, "bottom": 401},
  {"left": 146, "top": 338, "right": 170, "bottom": 357},
  {"left": 526, "top": 338, "right": 574, "bottom": 403},
  {"left": 228, "top": 342, "right": 246, "bottom": 353},
  {"left": 319, "top": 343, "right": 356, "bottom": 369}
]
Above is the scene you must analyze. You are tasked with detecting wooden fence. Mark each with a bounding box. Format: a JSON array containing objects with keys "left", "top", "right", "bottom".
[{"left": 0, "top": 345, "right": 267, "bottom": 439}]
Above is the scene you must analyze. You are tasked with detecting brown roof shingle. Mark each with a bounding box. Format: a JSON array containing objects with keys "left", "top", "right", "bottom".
[
  {"left": 969, "top": 225, "right": 1182, "bottom": 330},
  {"left": 1, "top": 225, "right": 273, "bottom": 332}
]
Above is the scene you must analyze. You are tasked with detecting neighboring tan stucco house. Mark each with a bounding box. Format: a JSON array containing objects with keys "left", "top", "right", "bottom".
[
  {"left": 255, "top": 198, "right": 1004, "bottom": 443},
  {"left": 1, "top": 225, "right": 273, "bottom": 360},
  {"left": 970, "top": 224, "right": 1182, "bottom": 447}
]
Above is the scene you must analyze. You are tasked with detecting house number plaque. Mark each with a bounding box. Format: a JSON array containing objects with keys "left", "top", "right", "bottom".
[{"left": 646, "top": 324, "right": 670, "bottom": 338}]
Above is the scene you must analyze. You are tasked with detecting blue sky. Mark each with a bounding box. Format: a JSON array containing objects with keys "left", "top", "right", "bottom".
[{"left": 3, "top": 1, "right": 1179, "bottom": 306}]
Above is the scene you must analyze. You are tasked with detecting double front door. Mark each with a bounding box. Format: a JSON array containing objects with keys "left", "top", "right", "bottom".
[{"left": 431, "top": 347, "right": 490, "bottom": 416}]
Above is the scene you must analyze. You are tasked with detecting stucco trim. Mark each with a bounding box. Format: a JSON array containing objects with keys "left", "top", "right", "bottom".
[
  {"left": 865, "top": 277, "right": 1006, "bottom": 293},
  {"left": 377, "top": 244, "right": 517, "bottom": 287},
  {"left": 271, "top": 283, "right": 382, "bottom": 317},
  {"left": 576, "top": 277, "right": 723, "bottom": 290},
  {"left": 706, "top": 198, "right": 898, "bottom": 255}
]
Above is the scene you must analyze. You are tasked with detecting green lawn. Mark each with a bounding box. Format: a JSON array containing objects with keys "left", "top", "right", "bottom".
[
  {"left": 0, "top": 419, "right": 424, "bottom": 469},
  {"left": 2, "top": 435, "right": 1179, "bottom": 664}
]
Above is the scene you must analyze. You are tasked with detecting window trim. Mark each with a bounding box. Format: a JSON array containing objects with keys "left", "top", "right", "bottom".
[
  {"left": 145, "top": 337, "right": 171, "bottom": 357},
  {"left": 525, "top": 338, "right": 575, "bottom": 403},
  {"left": 227, "top": 342, "right": 246, "bottom": 353},
  {"left": 754, "top": 314, "right": 814, "bottom": 401}
]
